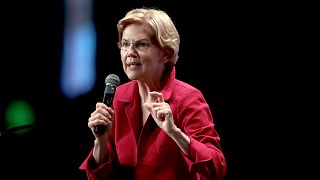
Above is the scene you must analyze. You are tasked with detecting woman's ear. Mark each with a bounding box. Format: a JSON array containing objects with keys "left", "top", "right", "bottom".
[{"left": 161, "top": 48, "right": 174, "bottom": 63}]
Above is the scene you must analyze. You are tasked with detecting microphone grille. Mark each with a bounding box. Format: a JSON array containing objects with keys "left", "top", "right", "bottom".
[{"left": 105, "top": 74, "right": 120, "bottom": 87}]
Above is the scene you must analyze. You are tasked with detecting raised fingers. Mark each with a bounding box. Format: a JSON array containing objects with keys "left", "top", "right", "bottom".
[{"left": 148, "top": 91, "right": 164, "bottom": 103}]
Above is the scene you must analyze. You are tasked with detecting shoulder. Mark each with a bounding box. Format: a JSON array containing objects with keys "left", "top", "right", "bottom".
[
  {"left": 173, "top": 79, "right": 202, "bottom": 96},
  {"left": 170, "top": 79, "right": 206, "bottom": 104}
]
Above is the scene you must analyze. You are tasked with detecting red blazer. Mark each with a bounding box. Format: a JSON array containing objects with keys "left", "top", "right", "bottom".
[{"left": 80, "top": 67, "right": 227, "bottom": 180}]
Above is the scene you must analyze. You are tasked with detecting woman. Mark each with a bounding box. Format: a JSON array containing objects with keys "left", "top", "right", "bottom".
[{"left": 80, "top": 7, "right": 227, "bottom": 180}]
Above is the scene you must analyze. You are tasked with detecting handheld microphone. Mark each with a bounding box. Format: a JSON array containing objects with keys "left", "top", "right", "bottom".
[{"left": 94, "top": 74, "right": 120, "bottom": 134}]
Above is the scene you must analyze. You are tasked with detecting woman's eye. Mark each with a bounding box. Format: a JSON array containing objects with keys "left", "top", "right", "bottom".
[
  {"left": 136, "top": 42, "right": 148, "bottom": 50},
  {"left": 122, "top": 42, "right": 130, "bottom": 47}
]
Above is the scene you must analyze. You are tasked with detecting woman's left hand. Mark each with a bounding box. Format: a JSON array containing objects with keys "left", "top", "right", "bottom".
[{"left": 143, "top": 91, "right": 176, "bottom": 134}]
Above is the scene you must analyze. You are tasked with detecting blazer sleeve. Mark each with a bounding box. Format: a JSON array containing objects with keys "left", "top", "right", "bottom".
[
  {"left": 79, "top": 125, "right": 119, "bottom": 179},
  {"left": 175, "top": 88, "right": 227, "bottom": 180}
]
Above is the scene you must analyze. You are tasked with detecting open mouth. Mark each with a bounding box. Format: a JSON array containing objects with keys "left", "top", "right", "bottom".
[{"left": 127, "top": 62, "right": 142, "bottom": 69}]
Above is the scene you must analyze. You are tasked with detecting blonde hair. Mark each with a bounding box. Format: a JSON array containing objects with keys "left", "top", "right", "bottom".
[{"left": 117, "top": 8, "right": 180, "bottom": 65}]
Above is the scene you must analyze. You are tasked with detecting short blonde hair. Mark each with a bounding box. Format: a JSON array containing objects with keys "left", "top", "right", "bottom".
[{"left": 117, "top": 8, "right": 180, "bottom": 65}]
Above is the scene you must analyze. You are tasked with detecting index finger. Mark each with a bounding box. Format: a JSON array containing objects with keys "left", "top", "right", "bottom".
[{"left": 148, "top": 91, "right": 164, "bottom": 103}]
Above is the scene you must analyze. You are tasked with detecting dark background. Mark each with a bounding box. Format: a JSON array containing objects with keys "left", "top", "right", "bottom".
[{"left": 1, "top": 0, "right": 309, "bottom": 179}]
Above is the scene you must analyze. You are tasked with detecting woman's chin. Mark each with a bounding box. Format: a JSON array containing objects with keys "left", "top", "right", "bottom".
[{"left": 126, "top": 72, "right": 139, "bottom": 80}]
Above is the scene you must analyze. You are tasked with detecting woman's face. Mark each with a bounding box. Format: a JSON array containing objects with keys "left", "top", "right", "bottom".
[{"left": 120, "top": 23, "right": 165, "bottom": 83}]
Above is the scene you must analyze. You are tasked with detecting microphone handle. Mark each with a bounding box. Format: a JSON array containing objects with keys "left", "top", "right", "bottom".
[
  {"left": 94, "top": 125, "right": 106, "bottom": 134},
  {"left": 94, "top": 85, "right": 116, "bottom": 134}
]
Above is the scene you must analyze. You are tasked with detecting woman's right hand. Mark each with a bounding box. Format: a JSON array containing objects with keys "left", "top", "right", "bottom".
[{"left": 88, "top": 102, "right": 114, "bottom": 139}]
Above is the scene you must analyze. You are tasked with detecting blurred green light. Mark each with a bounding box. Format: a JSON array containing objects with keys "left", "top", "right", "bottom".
[{"left": 5, "top": 100, "right": 36, "bottom": 135}]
